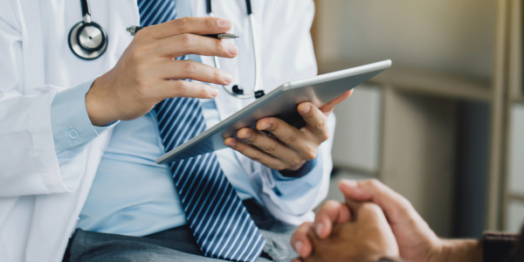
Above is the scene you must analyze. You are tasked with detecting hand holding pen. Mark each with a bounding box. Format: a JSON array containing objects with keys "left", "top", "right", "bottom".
[
  {"left": 86, "top": 17, "right": 238, "bottom": 126},
  {"left": 126, "top": 25, "right": 239, "bottom": 39}
]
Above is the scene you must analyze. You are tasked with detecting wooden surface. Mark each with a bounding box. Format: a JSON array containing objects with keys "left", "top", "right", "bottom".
[
  {"left": 513, "top": 96, "right": 524, "bottom": 103},
  {"left": 509, "top": 193, "right": 524, "bottom": 202},
  {"left": 502, "top": 0, "right": 523, "bottom": 230},
  {"left": 487, "top": 0, "right": 510, "bottom": 231},
  {"left": 508, "top": 0, "right": 523, "bottom": 99}
]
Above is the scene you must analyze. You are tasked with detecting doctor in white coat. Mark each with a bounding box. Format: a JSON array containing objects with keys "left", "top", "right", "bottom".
[{"left": 0, "top": 0, "right": 350, "bottom": 261}]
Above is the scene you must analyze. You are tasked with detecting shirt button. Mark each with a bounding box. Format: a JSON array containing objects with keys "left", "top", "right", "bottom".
[{"left": 68, "top": 129, "right": 79, "bottom": 140}]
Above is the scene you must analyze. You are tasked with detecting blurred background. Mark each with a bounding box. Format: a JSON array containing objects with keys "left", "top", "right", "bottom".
[{"left": 314, "top": 0, "right": 524, "bottom": 238}]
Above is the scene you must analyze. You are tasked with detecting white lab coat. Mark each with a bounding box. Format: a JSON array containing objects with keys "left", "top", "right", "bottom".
[{"left": 0, "top": 0, "right": 334, "bottom": 261}]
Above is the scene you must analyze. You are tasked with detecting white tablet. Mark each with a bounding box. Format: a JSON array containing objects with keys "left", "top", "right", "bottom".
[{"left": 156, "top": 60, "right": 392, "bottom": 164}]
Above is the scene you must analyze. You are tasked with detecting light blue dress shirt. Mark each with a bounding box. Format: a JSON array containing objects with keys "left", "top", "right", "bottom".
[{"left": 50, "top": 80, "right": 322, "bottom": 237}]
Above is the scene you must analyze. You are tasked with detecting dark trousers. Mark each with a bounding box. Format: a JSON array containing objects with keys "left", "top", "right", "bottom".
[{"left": 63, "top": 199, "right": 298, "bottom": 262}]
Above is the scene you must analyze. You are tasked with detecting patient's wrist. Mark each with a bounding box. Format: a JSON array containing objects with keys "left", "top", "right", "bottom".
[{"left": 437, "top": 239, "right": 482, "bottom": 262}]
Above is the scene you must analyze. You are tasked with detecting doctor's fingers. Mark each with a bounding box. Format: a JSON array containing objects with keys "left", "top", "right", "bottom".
[
  {"left": 143, "top": 17, "right": 233, "bottom": 39},
  {"left": 236, "top": 128, "right": 305, "bottom": 168},
  {"left": 318, "top": 90, "right": 353, "bottom": 114},
  {"left": 256, "top": 117, "right": 319, "bottom": 161},
  {"left": 297, "top": 102, "right": 330, "bottom": 142},
  {"left": 156, "top": 80, "right": 219, "bottom": 100},
  {"left": 154, "top": 34, "right": 238, "bottom": 59},
  {"left": 154, "top": 60, "right": 233, "bottom": 86},
  {"left": 223, "top": 138, "right": 290, "bottom": 170}
]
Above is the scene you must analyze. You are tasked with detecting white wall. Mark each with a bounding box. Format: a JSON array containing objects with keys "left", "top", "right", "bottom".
[
  {"left": 332, "top": 84, "right": 382, "bottom": 172},
  {"left": 507, "top": 201, "right": 524, "bottom": 233},
  {"left": 506, "top": 104, "right": 524, "bottom": 232}
]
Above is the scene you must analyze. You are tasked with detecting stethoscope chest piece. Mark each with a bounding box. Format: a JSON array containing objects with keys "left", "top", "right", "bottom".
[{"left": 69, "top": 0, "right": 108, "bottom": 60}]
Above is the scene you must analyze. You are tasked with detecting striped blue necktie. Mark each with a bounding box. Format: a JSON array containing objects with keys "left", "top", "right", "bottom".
[{"left": 137, "top": 1, "right": 265, "bottom": 261}]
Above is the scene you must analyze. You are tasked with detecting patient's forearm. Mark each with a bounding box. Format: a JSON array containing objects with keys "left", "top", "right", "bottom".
[{"left": 438, "top": 239, "right": 482, "bottom": 262}]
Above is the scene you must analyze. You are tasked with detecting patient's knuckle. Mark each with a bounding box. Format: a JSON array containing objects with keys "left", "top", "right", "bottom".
[
  {"left": 296, "top": 222, "right": 313, "bottom": 235},
  {"left": 398, "top": 197, "right": 414, "bottom": 211},
  {"left": 362, "top": 203, "right": 382, "bottom": 215},
  {"left": 367, "top": 179, "right": 382, "bottom": 188},
  {"left": 323, "top": 200, "right": 340, "bottom": 210}
]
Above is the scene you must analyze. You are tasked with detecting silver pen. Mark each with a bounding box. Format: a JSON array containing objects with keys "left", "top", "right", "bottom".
[{"left": 126, "top": 26, "right": 239, "bottom": 39}]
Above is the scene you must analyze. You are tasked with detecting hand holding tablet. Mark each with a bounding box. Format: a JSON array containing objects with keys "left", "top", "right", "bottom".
[{"left": 156, "top": 60, "right": 392, "bottom": 165}]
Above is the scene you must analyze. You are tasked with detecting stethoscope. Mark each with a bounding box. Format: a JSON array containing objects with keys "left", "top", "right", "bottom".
[
  {"left": 68, "top": 0, "right": 108, "bottom": 60},
  {"left": 206, "top": 0, "right": 264, "bottom": 99},
  {"left": 69, "top": 0, "right": 263, "bottom": 99}
]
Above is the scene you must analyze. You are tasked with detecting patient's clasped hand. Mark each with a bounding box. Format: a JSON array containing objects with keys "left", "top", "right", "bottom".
[{"left": 291, "top": 179, "right": 484, "bottom": 262}]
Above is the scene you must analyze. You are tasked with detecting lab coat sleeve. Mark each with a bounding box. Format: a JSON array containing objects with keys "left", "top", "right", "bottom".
[
  {"left": 0, "top": 13, "right": 94, "bottom": 197},
  {"left": 49, "top": 80, "right": 113, "bottom": 191},
  {"left": 51, "top": 80, "right": 111, "bottom": 155},
  {"left": 275, "top": 158, "right": 316, "bottom": 179},
  {"left": 269, "top": 155, "right": 322, "bottom": 198}
]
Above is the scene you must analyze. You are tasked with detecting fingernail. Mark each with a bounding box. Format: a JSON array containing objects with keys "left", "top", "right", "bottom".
[
  {"left": 314, "top": 222, "right": 324, "bottom": 237},
  {"left": 341, "top": 179, "right": 358, "bottom": 188},
  {"left": 221, "top": 71, "right": 233, "bottom": 84},
  {"left": 209, "top": 88, "right": 219, "bottom": 97},
  {"left": 226, "top": 43, "right": 238, "bottom": 56},
  {"left": 225, "top": 138, "right": 236, "bottom": 147},
  {"left": 241, "top": 130, "right": 251, "bottom": 139},
  {"left": 259, "top": 122, "right": 271, "bottom": 130},
  {"left": 217, "top": 19, "right": 231, "bottom": 29},
  {"left": 293, "top": 241, "right": 303, "bottom": 254},
  {"left": 300, "top": 104, "right": 311, "bottom": 114}
]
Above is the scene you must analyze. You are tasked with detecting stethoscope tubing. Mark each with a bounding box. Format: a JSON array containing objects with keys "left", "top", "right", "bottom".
[
  {"left": 71, "top": 0, "right": 260, "bottom": 98},
  {"left": 207, "top": 0, "right": 263, "bottom": 99}
]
